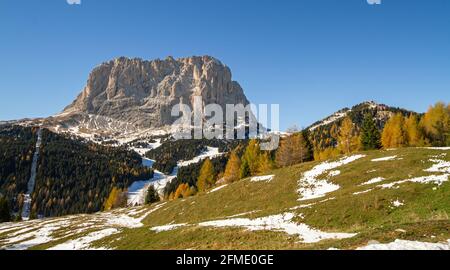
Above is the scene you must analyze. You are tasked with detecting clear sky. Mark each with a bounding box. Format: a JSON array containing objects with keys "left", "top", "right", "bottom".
[{"left": 0, "top": 0, "right": 449, "bottom": 130}]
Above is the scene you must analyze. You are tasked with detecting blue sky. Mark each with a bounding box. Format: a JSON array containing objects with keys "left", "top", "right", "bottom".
[{"left": 0, "top": 0, "right": 449, "bottom": 130}]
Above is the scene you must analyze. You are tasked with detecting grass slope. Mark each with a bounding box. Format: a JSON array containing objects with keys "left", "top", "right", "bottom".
[{"left": 0, "top": 147, "right": 449, "bottom": 250}]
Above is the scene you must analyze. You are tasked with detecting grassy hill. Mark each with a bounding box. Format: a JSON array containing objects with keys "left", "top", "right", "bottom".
[{"left": 0, "top": 147, "right": 449, "bottom": 250}]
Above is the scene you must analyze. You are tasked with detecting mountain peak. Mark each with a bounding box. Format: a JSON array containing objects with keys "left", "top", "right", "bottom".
[
  {"left": 308, "top": 101, "right": 416, "bottom": 133},
  {"left": 56, "top": 55, "right": 249, "bottom": 134}
]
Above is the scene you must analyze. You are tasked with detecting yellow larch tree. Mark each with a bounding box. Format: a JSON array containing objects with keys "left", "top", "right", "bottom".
[
  {"left": 381, "top": 113, "right": 406, "bottom": 148},
  {"left": 337, "top": 117, "right": 360, "bottom": 154},
  {"left": 197, "top": 158, "right": 215, "bottom": 192}
]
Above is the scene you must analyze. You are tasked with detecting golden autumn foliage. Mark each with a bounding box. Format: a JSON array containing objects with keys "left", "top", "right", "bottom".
[
  {"left": 223, "top": 151, "right": 241, "bottom": 183},
  {"left": 173, "top": 183, "right": 197, "bottom": 199},
  {"left": 240, "top": 139, "right": 261, "bottom": 176},
  {"left": 381, "top": 113, "right": 406, "bottom": 149},
  {"left": 103, "top": 187, "right": 127, "bottom": 211},
  {"left": 275, "top": 133, "right": 308, "bottom": 167},
  {"left": 337, "top": 117, "right": 360, "bottom": 154},
  {"left": 197, "top": 158, "right": 216, "bottom": 192},
  {"left": 403, "top": 113, "right": 425, "bottom": 147},
  {"left": 258, "top": 152, "right": 274, "bottom": 174},
  {"left": 420, "top": 102, "right": 450, "bottom": 146},
  {"left": 313, "top": 147, "right": 340, "bottom": 161}
]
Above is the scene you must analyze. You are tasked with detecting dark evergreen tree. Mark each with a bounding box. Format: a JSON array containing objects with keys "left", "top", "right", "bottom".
[
  {"left": 145, "top": 185, "right": 160, "bottom": 204},
  {"left": 360, "top": 113, "right": 381, "bottom": 150},
  {"left": 0, "top": 196, "right": 11, "bottom": 223},
  {"left": 301, "top": 129, "right": 314, "bottom": 161}
]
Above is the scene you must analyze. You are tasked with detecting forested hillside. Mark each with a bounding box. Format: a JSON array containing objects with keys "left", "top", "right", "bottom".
[
  {"left": 309, "top": 101, "right": 417, "bottom": 151},
  {"left": 0, "top": 125, "right": 36, "bottom": 213},
  {"left": 0, "top": 126, "right": 154, "bottom": 219},
  {"left": 32, "top": 130, "right": 153, "bottom": 217},
  {"left": 308, "top": 102, "right": 449, "bottom": 160}
]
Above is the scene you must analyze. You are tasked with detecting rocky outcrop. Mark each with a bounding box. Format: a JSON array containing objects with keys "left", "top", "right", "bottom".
[{"left": 59, "top": 56, "right": 250, "bottom": 130}]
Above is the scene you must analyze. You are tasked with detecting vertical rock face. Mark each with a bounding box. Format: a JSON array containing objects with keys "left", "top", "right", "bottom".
[{"left": 61, "top": 56, "right": 250, "bottom": 129}]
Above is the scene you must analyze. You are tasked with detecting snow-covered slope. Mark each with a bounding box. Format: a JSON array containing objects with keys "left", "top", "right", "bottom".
[
  {"left": 127, "top": 146, "right": 223, "bottom": 206},
  {"left": 177, "top": 147, "right": 223, "bottom": 167},
  {"left": 127, "top": 158, "right": 177, "bottom": 206}
]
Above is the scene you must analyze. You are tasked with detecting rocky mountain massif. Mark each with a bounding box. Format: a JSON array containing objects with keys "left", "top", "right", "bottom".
[{"left": 44, "top": 56, "right": 250, "bottom": 136}]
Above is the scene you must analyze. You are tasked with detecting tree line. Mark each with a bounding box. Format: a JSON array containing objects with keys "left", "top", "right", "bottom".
[{"left": 313, "top": 102, "right": 450, "bottom": 159}]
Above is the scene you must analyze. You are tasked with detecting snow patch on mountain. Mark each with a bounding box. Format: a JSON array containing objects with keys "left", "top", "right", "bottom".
[
  {"left": 130, "top": 139, "right": 162, "bottom": 156},
  {"left": 309, "top": 111, "right": 349, "bottom": 131},
  {"left": 127, "top": 157, "right": 176, "bottom": 206},
  {"left": 177, "top": 147, "right": 223, "bottom": 167}
]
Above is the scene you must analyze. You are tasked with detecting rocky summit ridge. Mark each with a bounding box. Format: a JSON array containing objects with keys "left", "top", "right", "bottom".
[{"left": 46, "top": 55, "right": 250, "bottom": 135}]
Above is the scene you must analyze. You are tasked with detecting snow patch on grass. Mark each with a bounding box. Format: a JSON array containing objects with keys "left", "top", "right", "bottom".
[
  {"left": 226, "top": 210, "right": 261, "bottom": 218},
  {"left": 391, "top": 200, "right": 404, "bottom": 208},
  {"left": 0, "top": 218, "right": 75, "bottom": 250},
  {"left": 0, "top": 203, "right": 166, "bottom": 250},
  {"left": 360, "top": 177, "right": 385, "bottom": 186},
  {"left": 328, "top": 170, "right": 341, "bottom": 177},
  {"left": 298, "top": 155, "right": 365, "bottom": 201},
  {"left": 48, "top": 228, "right": 119, "bottom": 250},
  {"left": 290, "top": 203, "right": 316, "bottom": 210},
  {"left": 151, "top": 223, "right": 188, "bottom": 233},
  {"left": 198, "top": 213, "right": 356, "bottom": 243},
  {"left": 250, "top": 175, "right": 274, "bottom": 182},
  {"left": 208, "top": 185, "right": 228, "bottom": 193},
  {"left": 378, "top": 158, "right": 449, "bottom": 189},
  {"left": 371, "top": 156, "right": 400, "bottom": 162},
  {"left": 353, "top": 189, "right": 373, "bottom": 195},
  {"left": 424, "top": 147, "right": 450, "bottom": 150},
  {"left": 357, "top": 239, "right": 450, "bottom": 250},
  {"left": 378, "top": 174, "right": 449, "bottom": 189},
  {"left": 425, "top": 159, "right": 450, "bottom": 174}
]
